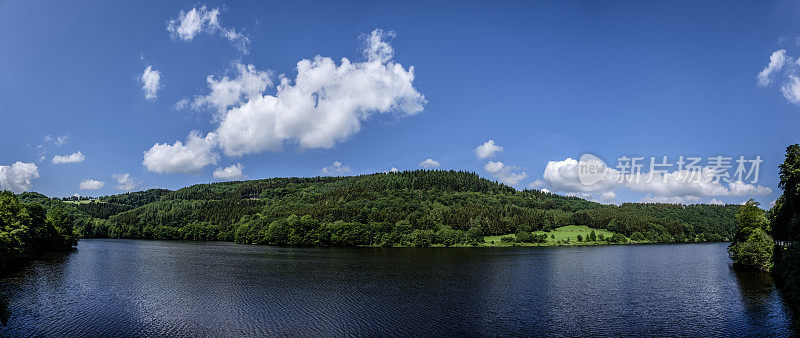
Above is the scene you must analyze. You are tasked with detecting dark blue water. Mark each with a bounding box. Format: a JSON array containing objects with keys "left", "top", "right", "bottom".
[{"left": 0, "top": 240, "right": 796, "bottom": 336}]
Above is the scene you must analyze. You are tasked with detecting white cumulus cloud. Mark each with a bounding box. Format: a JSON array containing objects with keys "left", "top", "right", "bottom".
[
  {"left": 186, "top": 63, "right": 272, "bottom": 113},
  {"left": 146, "top": 29, "right": 424, "bottom": 173},
  {"left": 79, "top": 179, "right": 105, "bottom": 190},
  {"left": 640, "top": 194, "right": 700, "bottom": 205},
  {"left": 147, "top": 28, "right": 424, "bottom": 174},
  {"left": 542, "top": 158, "right": 619, "bottom": 193},
  {"left": 52, "top": 151, "right": 85, "bottom": 164},
  {"left": 143, "top": 131, "right": 218, "bottom": 174},
  {"left": 167, "top": 6, "right": 249, "bottom": 53},
  {"left": 113, "top": 173, "right": 137, "bottom": 191},
  {"left": 215, "top": 29, "right": 425, "bottom": 155},
  {"left": 484, "top": 160, "right": 527, "bottom": 186},
  {"left": 320, "top": 161, "right": 351, "bottom": 176},
  {"left": 0, "top": 162, "right": 39, "bottom": 193},
  {"left": 419, "top": 158, "right": 440, "bottom": 169},
  {"left": 141, "top": 65, "right": 161, "bottom": 100},
  {"left": 213, "top": 163, "right": 245, "bottom": 180},
  {"left": 475, "top": 139, "right": 503, "bottom": 159}
]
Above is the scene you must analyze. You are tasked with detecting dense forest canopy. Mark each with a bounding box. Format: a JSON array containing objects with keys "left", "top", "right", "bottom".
[{"left": 14, "top": 170, "right": 739, "bottom": 247}]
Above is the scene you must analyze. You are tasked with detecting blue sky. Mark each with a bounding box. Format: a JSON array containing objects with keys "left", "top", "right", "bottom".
[{"left": 1, "top": 0, "right": 799, "bottom": 206}]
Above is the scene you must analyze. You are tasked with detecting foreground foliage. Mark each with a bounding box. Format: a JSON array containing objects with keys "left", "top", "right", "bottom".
[
  {"left": 770, "top": 144, "right": 800, "bottom": 305},
  {"left": 0, "top": 192, "right": 76, "bottom": 275}
]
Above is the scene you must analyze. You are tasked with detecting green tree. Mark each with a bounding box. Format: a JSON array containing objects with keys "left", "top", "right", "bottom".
[
  {"left": 500, "top": 236, "right": 516, "bottom": 243},
  {"left": 770, "top": 144, "right": 800, "bottom": 303},
  {"left": 606, "top": 233, "right": 628, "bottom": 244},
  {"left": 47, "top": 207, "right": 77, "bottom": 249},
  {"left": 728, "top": 200, "right": 773, "bottom": 271},
  {"left": 515, "top": 231, "right": 533, "bottom": 243}
]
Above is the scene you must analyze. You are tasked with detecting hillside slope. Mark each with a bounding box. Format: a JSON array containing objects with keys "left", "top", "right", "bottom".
[{"left": 19, "top": 170, "right": 738, "bottom": 246}]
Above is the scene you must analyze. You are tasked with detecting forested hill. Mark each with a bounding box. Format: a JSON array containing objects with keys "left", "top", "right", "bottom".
[{"left": 18, "top": 170, "right": 739, "bottom": 246}]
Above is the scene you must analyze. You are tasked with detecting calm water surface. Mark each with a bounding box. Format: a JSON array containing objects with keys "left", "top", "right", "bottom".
[{"left": 0, "top": 240, "right": 796, "bottom": 336}]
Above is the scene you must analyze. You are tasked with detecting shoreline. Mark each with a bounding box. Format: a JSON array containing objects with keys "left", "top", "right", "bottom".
[{"left": 74, "top": 237, "right": 731, "bottom": 248}]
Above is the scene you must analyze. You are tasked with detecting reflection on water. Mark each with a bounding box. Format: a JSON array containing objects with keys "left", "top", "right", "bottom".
[
  {"left": 0, "top": 291, "right": 8, "bottom": 327},
  {"left": 0, "top": 240, "right": 796, "bottom": 336},
  {"left": 732, "top": 266, "right": 800, "bottom": 334},
  {"left": 733, "top": 268, "right": 775, "bottom": 310}
]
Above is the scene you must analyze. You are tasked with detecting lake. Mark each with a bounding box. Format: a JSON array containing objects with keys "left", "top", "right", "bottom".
[{"left": 0, "top": 240, "right": 796, "bottom": 336}]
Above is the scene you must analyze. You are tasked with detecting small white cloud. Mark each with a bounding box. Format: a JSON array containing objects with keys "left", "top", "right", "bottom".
[
  {"left": 52, "top": 151, "right": 85, "bottom": 164},
  {"left": 44, "top": 134, "right": 69, "bottom": 145},
  {"left": 474, "top": 139, "right": 503, "bottom": 159},
  {"left": 213, "top": 163, "right": 245, "bottom": 180},
  {"left": 388, "top": 167, "right": 399, "bottom": 173},
  {"left": 484, "top": 160, "right": 527, "bottom": 186},
  {"left": 709, "top": 198, "right": 725, "bottom": 205},
  {"left": 599, "top": 191, "right": 617, "bottom": 203},
  {"left": 167, "top": 6, "right": 249, "bottom": 53},
  {"left": 141, "top": 65, "right": 162, "bottom": 100},
  {"left": 418, "top": 158, "right": 440, "bottom": 169},
  {"left": 113, "top": 173, "right": 137, "bottom": 191},
  {"left": 641, "top": 194, "right": 700, "bottom": 204},
  {"left": 758, "top": 50, "right": 787, "bottom": 86},
  {"left": 528, "top": 179, "right": 545, "bottom": 189},
  {"left": 320, "top": 161, "right": 351, "bottom": 176},
  {"left": 79, "top": 179, "right": 105, "bottom": 190},
  {"left": 143, "top": 131, "right": 218, "bottom": 174},
  {"left": 564, "top": 191, "right": 617, "bottom": 204},
  {"left": 0, "top": 162, "right": 39, "bottom": 193}
]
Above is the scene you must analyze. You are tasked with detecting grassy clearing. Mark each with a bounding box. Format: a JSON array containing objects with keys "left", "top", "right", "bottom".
[
  {"left": 483, "top": 225, "right": 618, "bottom": 246},
  {"left": 533, "top": 225, "right": 616, "bottom": 243},
  {"left": 63, "top": 199, "right": 100, "bottom": 204}
]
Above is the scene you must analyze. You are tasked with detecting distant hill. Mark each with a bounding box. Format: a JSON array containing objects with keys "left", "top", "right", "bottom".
[{"left": 17, "top": 170, "right": 739, "bottom": 246}]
